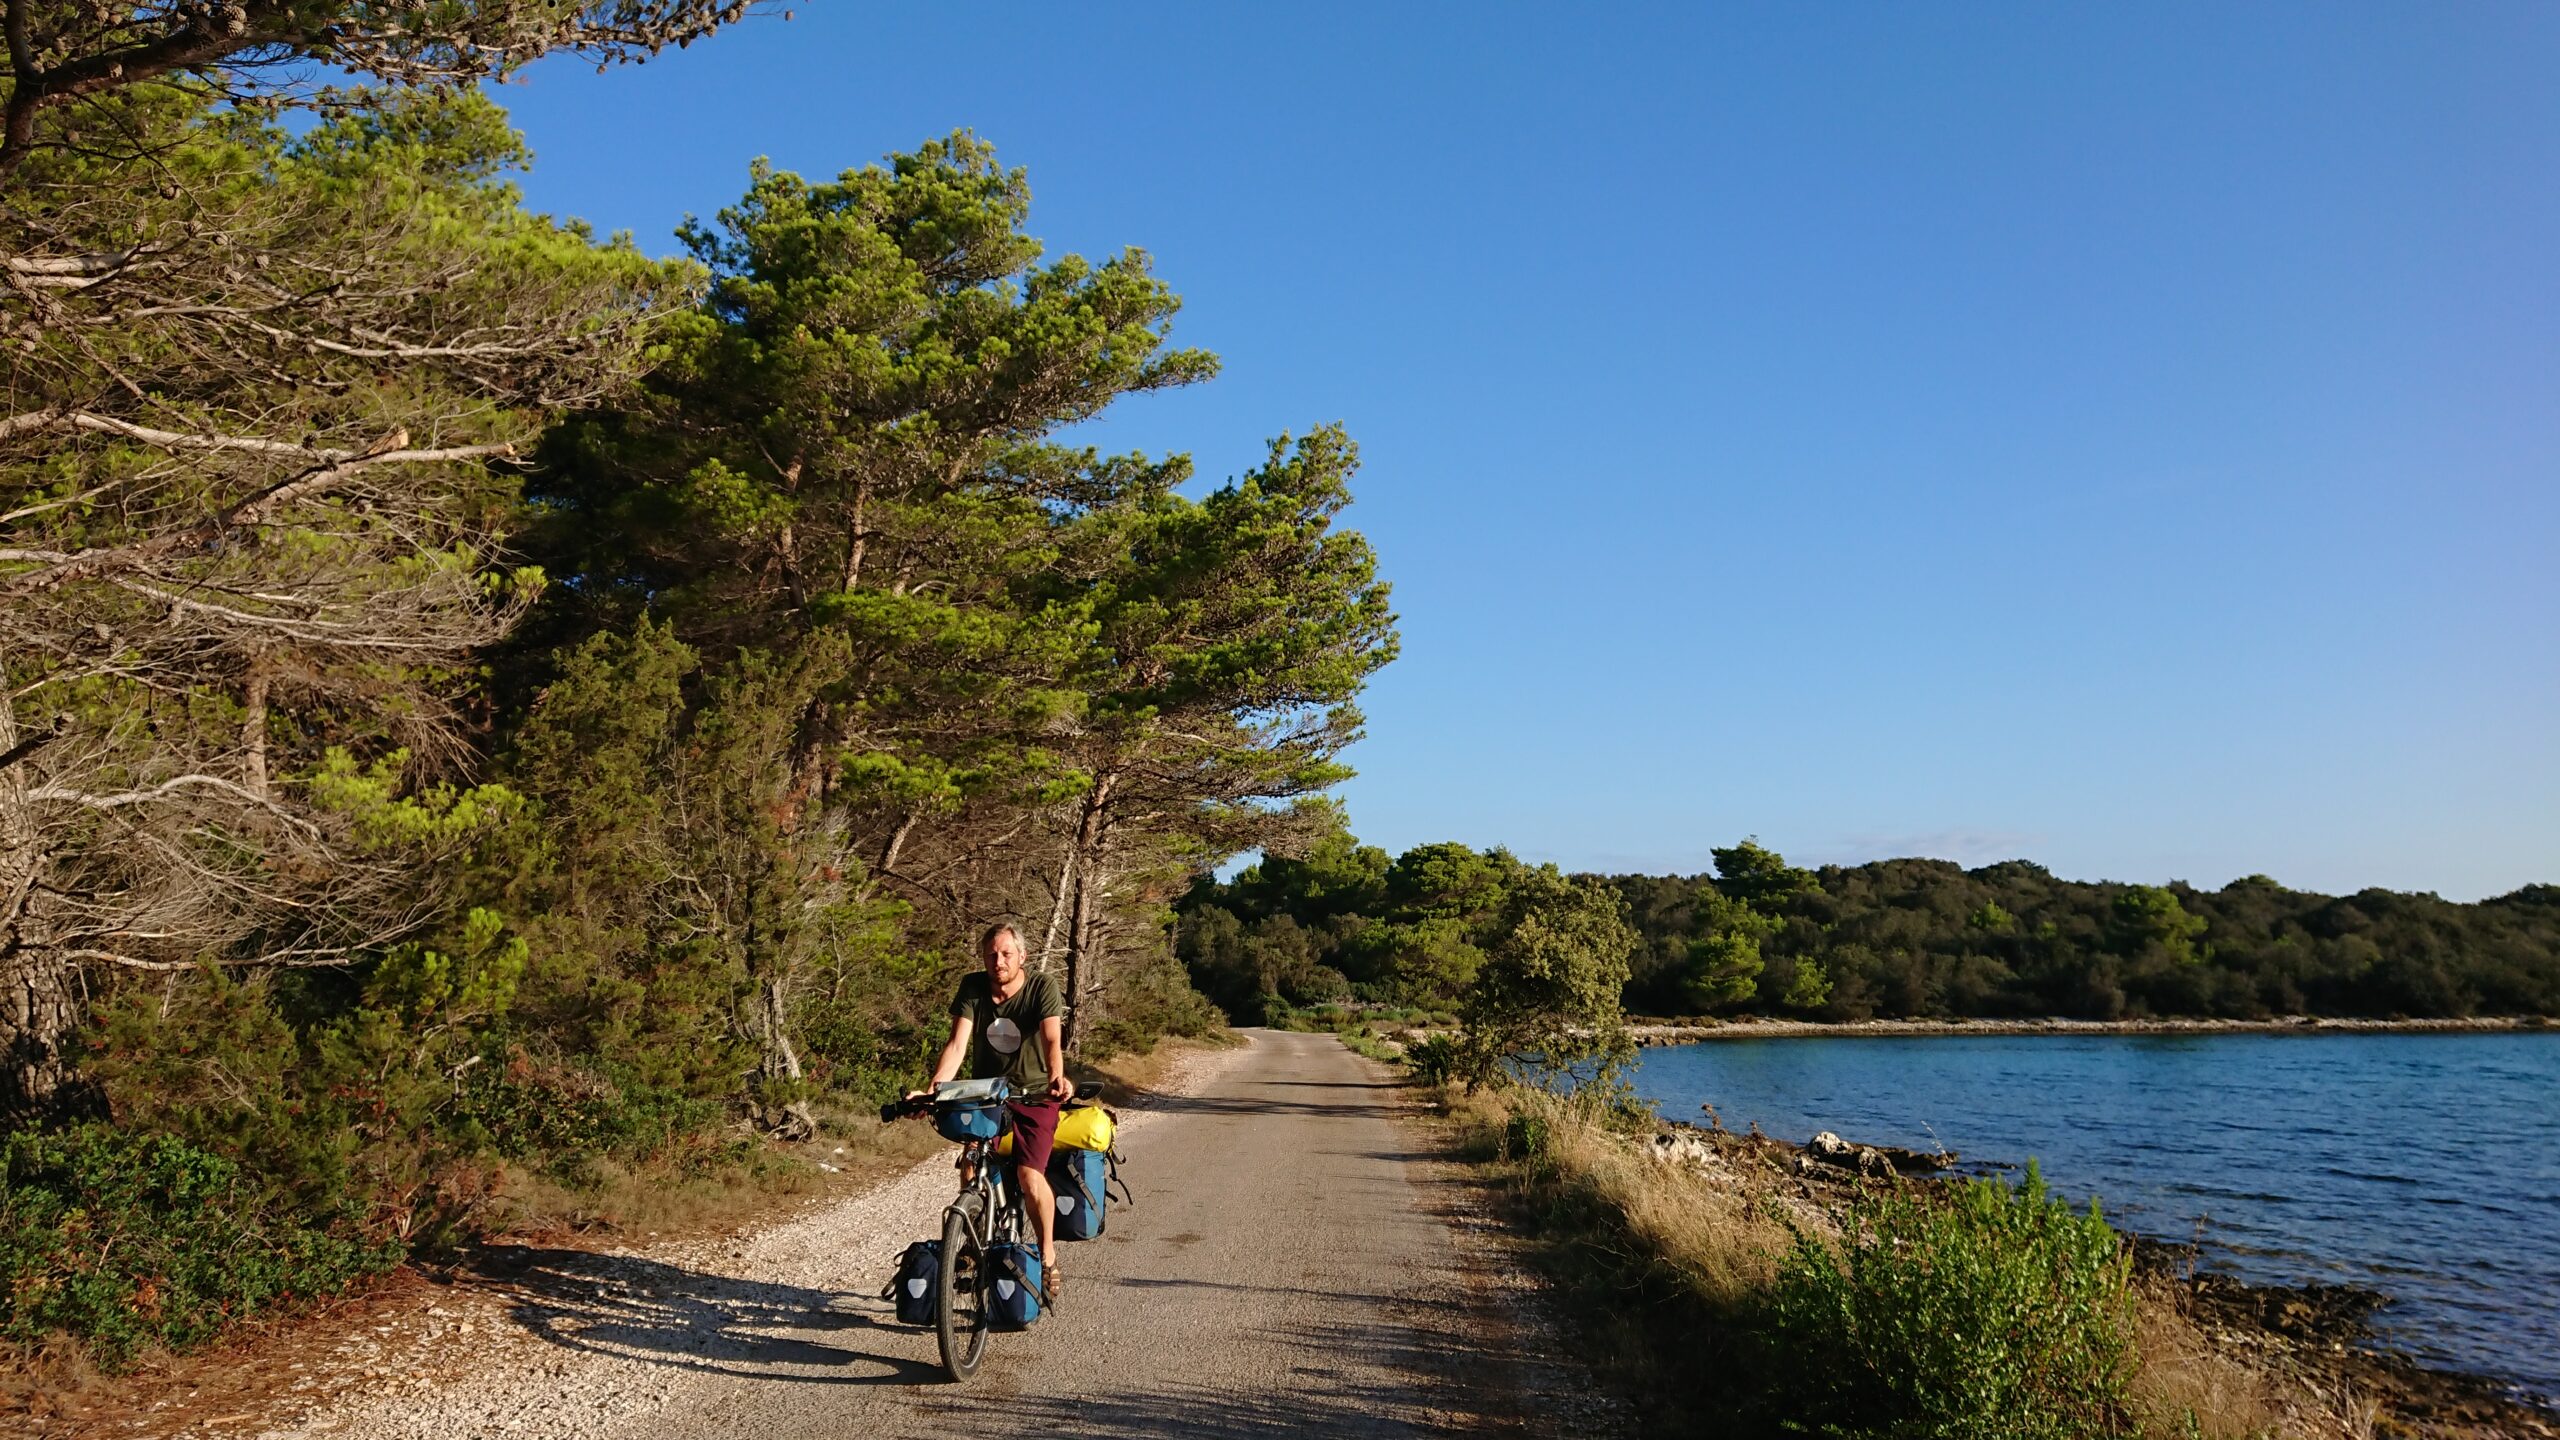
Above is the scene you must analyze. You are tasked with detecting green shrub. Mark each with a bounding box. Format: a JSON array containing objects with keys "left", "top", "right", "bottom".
[
  {"left": 448, "top": 1057, "right": 728, "bottom": 1180},
  {"left": 1503, "top": 1111, "right": 1552, "bottom": 1163},
  {"left": 1, "top": 1126, "right": 401, "bottom": 1368},
  {"left": 1081, "top": 951, "right": 1229, "bottom": 1059},
  {"left": 1756, "top": 1163, "right": 2134, "bottom": 1440},
  {"left": 1403, "top": 1033, "right": 1459, "bottom": 1085}
]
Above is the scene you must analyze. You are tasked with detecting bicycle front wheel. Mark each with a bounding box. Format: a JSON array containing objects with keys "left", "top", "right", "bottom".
[{"left": 937, "top": 1200, "right": 990, "bottom": 1381}]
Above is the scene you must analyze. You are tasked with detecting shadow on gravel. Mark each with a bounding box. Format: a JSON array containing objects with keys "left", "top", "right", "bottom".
[
  {"left": 1113, "top": 1275, "right": 1405, "bottom": 1306},
  {"left": 1320, "top": 1148, "right": 1440, "bottom": 1164},
  {"left": 955, "top": 1310, "right": 1525, "bottom": 1437},
  {"left": 465, "top": 1247, "right": 944, "bottom": 1387},
  {"left": 1136, "top": 1090, "right": 1402, "bottom": 1121}
]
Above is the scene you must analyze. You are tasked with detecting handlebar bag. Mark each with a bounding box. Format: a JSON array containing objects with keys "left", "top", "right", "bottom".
[
  {"left": 985, "top": 1241, "right": 1044, "bottom": 1329},
  {"left": 933, "top": 1100, "right": 1006, "bottom": 1143},
  {"left": 880, "top": 1239, "right": 940, "bottom": 1326}
]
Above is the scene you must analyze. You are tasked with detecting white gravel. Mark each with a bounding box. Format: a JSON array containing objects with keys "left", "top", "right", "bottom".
[{"left": 233, "top": 1043, "right": 1246, "bottom": 1440}]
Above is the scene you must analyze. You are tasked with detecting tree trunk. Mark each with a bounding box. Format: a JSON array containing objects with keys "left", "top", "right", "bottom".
[
  {"left": 240, "top": 657, "right": 270, "bottom": 800},
  {"left": 0, "top": 695, "right": 101, "bottom": 1129},
  {"left": 0, "top": 932, "right": 98, "bottom": 1131},
  {"left": 778, "top": 697, "right": 834, "bottom": 833},
  {"left": 875, "top": 809, "right": 918, "bottom": 883},
  {"left": 747, "top": 687, "right": 834, "bottom": 1139},
  {"left": 748, "top": 971, "right": 816, "bottom": 1141},
  {"left": 737, "top": 870, "right": 817, "bottom": 1141},
  {"left": 1034, "top": 832, "right": 1076, "bottom": 973},
  {"left": 1059, "top": 773, "right": 1115, "bottom": 1055}
]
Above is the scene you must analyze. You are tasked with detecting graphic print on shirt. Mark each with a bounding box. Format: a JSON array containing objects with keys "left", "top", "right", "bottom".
[{"left": 986, "top": 1016, "right": 1024, "bottom": 1055}]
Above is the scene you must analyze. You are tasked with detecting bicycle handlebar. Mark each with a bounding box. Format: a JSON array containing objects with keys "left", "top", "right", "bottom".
[{"left": 880, "top": 1077, "right": 1015, "bottom": 1124}]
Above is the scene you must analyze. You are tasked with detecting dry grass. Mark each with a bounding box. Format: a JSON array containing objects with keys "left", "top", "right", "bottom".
[
  {"left": 1434, "top": 1084, "right": 1786, "bottom": 1432},
  {"left": 1072, "top": 1032, "right": 1241, "bottom": 1107},
  {"left": 484, "top": 1089, "right": 970, "bottom": 1242},
  {"left": 2128, "top": 1281, "right": 2392, "bottom": 1440},
  {"left": 2131, "top": 1283, "right": 2295, "bottom": 1439},
  {"left": 0, "top": 1333, "right": 110, "bottom": 1428},
  {"left": 1449, "top": 1086, "right": 1790, "bottom": 1307},
  {"left": 485, "top": 1150, "right": 824, "bottom": 1238}
]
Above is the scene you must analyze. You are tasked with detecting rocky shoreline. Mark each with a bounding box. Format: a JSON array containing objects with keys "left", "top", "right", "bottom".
[
  {"left": 2138, "top": 1241, "right": 2553, "bottom": 1438},
  {"left": 1628, "top": 1014, "right": 2555, "bottom": 1046},
  {"left": 1645, "top": 1119, "right": 2556, "bottom": 1438}
]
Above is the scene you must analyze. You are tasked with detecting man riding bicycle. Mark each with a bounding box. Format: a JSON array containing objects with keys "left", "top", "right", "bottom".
[{"left": 906, "top": 922, "right": 1073, "bottom": 1309}]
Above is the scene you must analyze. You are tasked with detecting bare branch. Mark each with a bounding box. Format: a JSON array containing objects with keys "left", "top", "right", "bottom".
[
  {"left": 0, "top": 713, "right": 65, "bottom": 772},
  {"left": 1, "top": 440, "right": 517, "bottom": 597},
  {"left": 28, "top": 771, "right": 313, "bottom": 827}
]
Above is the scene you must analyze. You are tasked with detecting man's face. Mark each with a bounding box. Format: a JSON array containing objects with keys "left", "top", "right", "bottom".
[{"left": 982, "top": 931, "right": 1026, "bottom": 988}]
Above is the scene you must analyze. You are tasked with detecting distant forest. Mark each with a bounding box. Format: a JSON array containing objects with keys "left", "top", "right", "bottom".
[{"left": 1175, "top": 837, "right": 2560, "bottom": 1023}]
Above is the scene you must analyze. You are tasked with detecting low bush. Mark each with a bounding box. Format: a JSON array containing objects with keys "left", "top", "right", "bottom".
[
  {"left": 1, "top": 1127, "right": 401, "bottom": 1369},
  {"left": 1079, "top": 951, "right": 1230, "bottom": 1061},
  {"left": 448, "top": 1056, "right": 728, "bottom": 1180},
  {"left": 1754, "top": 1163, "right": 2135, "bottom": 1440},
  {"left": 1403, "top": 1033, "right": 1459, "bottom": 1085}
]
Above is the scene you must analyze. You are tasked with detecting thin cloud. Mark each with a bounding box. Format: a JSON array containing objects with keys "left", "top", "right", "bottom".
[{"left": 1814, "top": 830, "right": 2051, "bottom": 869}]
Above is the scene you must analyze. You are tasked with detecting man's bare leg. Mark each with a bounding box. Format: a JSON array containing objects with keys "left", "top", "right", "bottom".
[{"left": 1016, "top": 1160, "right": 1058, "bottom": 1271}]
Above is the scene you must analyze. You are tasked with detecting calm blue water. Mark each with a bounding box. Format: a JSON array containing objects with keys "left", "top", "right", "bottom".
[{"left": 1631, "top": 1033, "right": 2560, "bottom": 1399}]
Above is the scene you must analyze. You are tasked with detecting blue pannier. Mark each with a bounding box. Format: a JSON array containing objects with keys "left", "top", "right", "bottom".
[
  {"left": 1048, "top": 1146, "right": 1114, "bottom": 1241},
  {"left": 881, "top": 1239, "right": 939, "bottom": 1326},
  {"left": 933, "top": 1100, "right": 1005, "bottom": 1143},
  {"left": 984, "top": 1241, "right": 1043, "bottom": 1329}
]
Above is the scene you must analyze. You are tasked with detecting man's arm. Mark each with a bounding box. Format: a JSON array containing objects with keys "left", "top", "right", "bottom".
[
  {"left": 909, "top": 1013, "right": 973, "bottom": 1100},
  {"left": 1037, "top": 1015, "right": 1072, "bottom": 1102}
]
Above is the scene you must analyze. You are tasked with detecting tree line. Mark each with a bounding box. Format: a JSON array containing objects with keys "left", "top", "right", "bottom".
[
  {"left": 1178, "top": 837, "right": 2560, "bottom": 1022},
  {"left": 1, "top": 1, "right": 1394, "bottom": 1362}
]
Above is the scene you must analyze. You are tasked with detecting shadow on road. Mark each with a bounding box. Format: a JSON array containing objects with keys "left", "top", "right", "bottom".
[
  {"left": 1137, "top": 1089, "right": 1402, "bottom": 1121},
  {"left": 464, "top": 1246, "right": 944, "bottom": 1387},
  {"left": 964, "top": 1310, "right": 1527, "bottom": 1437}
]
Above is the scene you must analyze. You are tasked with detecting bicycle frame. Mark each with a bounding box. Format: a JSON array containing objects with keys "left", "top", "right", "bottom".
[
  {"left": 877, "top": 1083, "right": 1034, "bottom": 1383},
  {"left": 933, "top": 1122, "right": 1030, "bottom": 1381},
  {"left": 946, "top": 1132, "right": 1027, "bottom": 1247}
]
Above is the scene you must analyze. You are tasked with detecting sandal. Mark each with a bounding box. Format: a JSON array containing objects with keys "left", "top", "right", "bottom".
[{"left": 1039, "top": 1261, "right": 1061, "bottom": 1315}]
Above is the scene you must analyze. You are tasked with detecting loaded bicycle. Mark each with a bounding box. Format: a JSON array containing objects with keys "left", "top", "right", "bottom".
[{"left": 879, "top": 1077, "right": 1041, "bottom": 1380}]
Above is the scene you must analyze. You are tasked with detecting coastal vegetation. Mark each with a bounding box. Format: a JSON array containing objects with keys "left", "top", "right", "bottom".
[
  {"left": 1, "top": 23, "right": 1388, "bottom": 1367},
  {"left": 1177, "top": 835, "right": 2560, "bottom": 1023},
  {"left": 1401, "top": 874, "right": 2533, "bottom": 1438},
  {"left": 1446, "top": 1083, "right": 2398, "bottom": 1440}
]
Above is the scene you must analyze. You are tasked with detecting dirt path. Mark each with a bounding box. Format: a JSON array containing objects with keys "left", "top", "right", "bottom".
[{"left": 244, "top": 1030, "right": 1617, "bottom": 1440}]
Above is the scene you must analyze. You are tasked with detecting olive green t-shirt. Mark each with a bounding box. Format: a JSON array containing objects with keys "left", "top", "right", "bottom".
[{"left": 949, "top": 971, "right": 1064, "bottom": 1092}]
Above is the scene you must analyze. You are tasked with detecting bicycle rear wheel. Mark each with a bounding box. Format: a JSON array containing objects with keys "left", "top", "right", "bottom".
[{"left": 936, "top": 1201, "right": 990, "bottom": 1381}]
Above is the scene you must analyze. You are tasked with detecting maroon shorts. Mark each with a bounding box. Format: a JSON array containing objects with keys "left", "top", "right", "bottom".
[{"left": 1006, "top": 1100, "right": 1060, "bottom": 1172}]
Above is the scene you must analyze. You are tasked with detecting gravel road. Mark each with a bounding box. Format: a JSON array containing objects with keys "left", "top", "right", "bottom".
[{"left": 254, "top": 1029, "right": 1619, "bottom": 1440}]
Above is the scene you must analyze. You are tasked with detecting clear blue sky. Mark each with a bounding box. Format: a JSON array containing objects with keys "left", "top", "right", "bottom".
[{"left": 485, "top": 3, "right": 2558, "bottom": 901}]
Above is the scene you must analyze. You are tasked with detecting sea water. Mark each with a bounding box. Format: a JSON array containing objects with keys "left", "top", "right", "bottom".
[{"left": 1630, "top": 1032, "right": 2560, "bottom": 1398}]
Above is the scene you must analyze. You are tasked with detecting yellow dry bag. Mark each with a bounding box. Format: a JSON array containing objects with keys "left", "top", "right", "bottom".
[
  {"left": 988, "top": 1100, "right": 1116, "bottom": 1157},
  {"left": 1056, "top": 1100, "right": 1116, "bottom": 1153}
]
